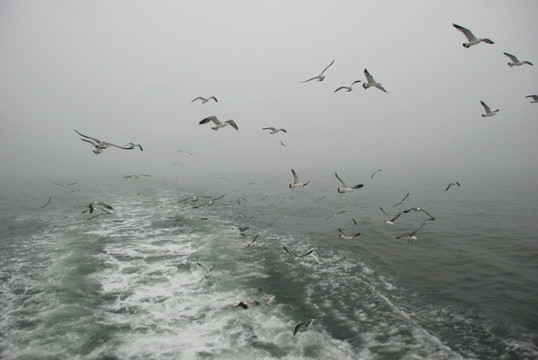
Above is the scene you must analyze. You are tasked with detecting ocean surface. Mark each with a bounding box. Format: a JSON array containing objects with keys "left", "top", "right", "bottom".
[{"left": 0, "top": 176, "right": 537, "bottom": 359}]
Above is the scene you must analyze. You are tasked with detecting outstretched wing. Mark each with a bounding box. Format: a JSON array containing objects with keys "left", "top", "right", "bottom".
[
  {"left": 299, "top": 249, "right": 314, "bottom": 258},
  {"left": 199, "top": 116, "right": 220, "bottom": 125},
  {"left": 334, "top": 86, "right": 348, "bottom": 92},
  {"left": 319, "top": 59, "right": 335, "bottom": 76},
  {"left": 283, "top": 246, "right": 296, "bottom": 257},
  {"left": 379, "top": 206, "right": 390, "bottom": 219},
  {"left": 191, "top": 96, "right": 206, "bottom": 103},
  {"left": 225, "top": 120, "right": 239, "bottom": 130},
  {"left": 75, "top": 130, "right": 101, "bottom": 143},
  {"left": 503, "top": 52, "right": 519, "bottom": 63},
  {"left": 364, "top": 69, "right": 375, "bottom": 83},
  {"left": 452, "top": 23, "right": 476, "bottom": 41},
  {"left": 263, "top": 127, "right": 277, "bottom": 131},
  {"left": 334, "top": 172, "right": 347, "bottom": 187},
  {"left": 300, "top": 76, "right": 319, "bottom": 83},
  {"left": 291, "top": 169, "right": 299, "bottom": 184},
  {"left": 480, "top": 101, "right": 491, "bottom": 113}
]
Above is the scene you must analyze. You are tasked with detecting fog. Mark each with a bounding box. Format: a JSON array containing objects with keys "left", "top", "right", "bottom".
[{"left": 1, "top": 0, "right": 537, "bottom": 188}]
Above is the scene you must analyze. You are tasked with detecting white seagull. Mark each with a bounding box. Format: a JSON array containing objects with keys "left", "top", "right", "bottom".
[
  {"left": 334, "top": 80, "right": 362, "bottom": 93},
  {"left": 525, "top": 95, "right": 538, "bottom": 103},
  {"left": 445, "top": 181, "right": 461, "bottom": 191},
  {"left": 196, "top": 262, "right": 215, "bottom": 278},
  {"left": 338, "top": 228, "right": 360, "bottom": 240},
  {"left": 363, "top": 69, "right": 387, "bottom": 93},
  {"left": 283, "top": 246, "right": 314, "bottom": 262},
  {"left": 199, "top": 116, "right": 238, "bottom": 130},
  {"left": 83, "top": 201, "right": 114, "bottom": 214},
  {"left": 123, "top": 174, "right": 151, "bottom": 179},
  {"left": 75, "top": 130, "right": 135, "bottom": 154},
  {"left": 480, "top": 101, "right": 500, "bottom": 117},
  {"left": 263, "top": 127, "right": 287, "bottom": 134},
  {"left": 300, "top": 59, "right": 335, "bottom": 83},
  {"left": 392, "top": 192, "right": 409, "bottom": 208},
  {"left": 54, "top": 182, "right": 77, "bottom": 188},
  {"left": 289, "top": 169, "right": 309, "bottom": 189},
  {"left": 396, "top": 227, "right": 422, "bottom": 243},
  {"left": 452, "top": 23, "right": 494, "bottom": 48},
  {"left": 335, "top": 172, "right": 363, "bottom": 194},
  {"left": 258, "top": 287, "right": 276, "bottom": 305},
  {"left": 379, "top": 207, "right": 401, "bottom": 225},
  {"left": 293, "top": 319, "right": 316, "bottom": 338},
  {"left": 503, "top": 53, "right": 533, "bottom": 67},
  {"left": 191, "top": 96, "right": 218, "bottom": 103}
]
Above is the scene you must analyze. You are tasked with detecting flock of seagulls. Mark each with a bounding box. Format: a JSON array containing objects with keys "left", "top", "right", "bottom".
[{"left": 63, "top": 21, "right": 534, "bottom": 341}]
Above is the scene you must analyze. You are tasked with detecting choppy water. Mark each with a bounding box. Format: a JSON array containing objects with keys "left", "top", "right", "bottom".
[{"left": 0, "top": 177, "right": 537, "bottom": 359}]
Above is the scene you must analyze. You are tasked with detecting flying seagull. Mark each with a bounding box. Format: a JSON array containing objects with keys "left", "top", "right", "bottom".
[
  {"left": 54, "top": 182, "right": 77, "bottom": 188},
  {"left": 293, "top": 319, "right": 316, "bottom": 338},
  {"left": 445, "top": 181, "right": 461, "bottom": 191},
  {"left": 123, "top": 174, "right": 151, "bottom": 179},
  {"left": 300, "top": 59, "right": 335, "bottom": 83},
  {"left": 402, "top": 207, "right": 436, "bottom": 221},
  {"left": 280, "top": 141, "right": 287, "bottom": 147},
  {"left": 124, "top": 142, "right": 143, "bottom": 151},
  {"left": 480, "top": 101, "right": 500, "bottom": 117},
  {"left": 83, "top": 201, "right": 113, "bottom": 214},
  {"left": 41, "top": 196, "right": 53, "bottom": 208},
  {"left": 392, "top": 192, "right": 409, "bottom": 208},
  {"left": 335, "top": 172, "right": 363, "bottom": 194},
  {"left": 262, "top": 127, "right": 287, "bottom": 134},
  {"left": 283, "top": 246, "right": 314, "bottom": 262},
  {"left": 371, "top": 169, "right": 382, "bottom": 179},
  {"left": 338, "top": 228, "right": 361, "bottom": 240},
  {"left": 258, "top": 287, "right": 276, "bottom": 305},
  {"left": 363, "top": 69, "right": 387, "bottom": 93},
  {"left": 325, "top": 210, "right": 346, "bottom": 221},
  {"left": 452, "top": 23, "right": 494, "bottom": 48},
  {"left": 191, "top": 96, "right": 218, "bottom": 103},
  {"left": 334, "top": 80, "right": 362, "bottom": 92},
  {"left": 196, "top": 262, "right": 215, "bottom": 278},
  {"left": 247, "top": 234, "right": 259, "bottom": 247},
  {"left": 192, "top": 194, "right": 225, "bottom": 209},
  {"left": 525, "top": 95, "right": 538, "bottom": 103},
  {"left": 503, "top": 53, "right": 533, "bottom": 67},
  {"left": 75, "top": 130, "right": 136, "bottom": 154},
  {"left": 396, "top": 227, "right": 422, "bottom": 243},
  {"left": 379, "top": 207, "right": 401, "bottom": 225},
  {"left": 177, "top": 150, "right": 194, "bottom": 156},
  {"left": 199, "top": 116, "right": 238, "bottom": 130},
  {"left": 289, "top": 169, "right": 309, "bottom": 189}
]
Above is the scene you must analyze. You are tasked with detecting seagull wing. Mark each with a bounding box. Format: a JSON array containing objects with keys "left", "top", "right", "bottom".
[
  {"left": 351, "top": 80, "right": 362, "bottom": 86},
  {"left": 191, "top": 96, "right": 206, "bottom": 103},
  {"left": 334, "top": 86, "right": 348, "bottom": 92},
  {"left": 196, "top": 262, "right": 209, "bottom": 273},
  {"left": 364, "top": 69, "right": 375, "bottom": 83},
  {"left": 480, "top": 101, "right": 492, "bottom": 114},
  {"left": 319, "top": 59, "right": 335, "bottom": 76},
  {"left": 300, "top": 76, "right": 319, "bottom": 83},
  {"left": 298, "top": 249, "right": 314, "bottom": 258},
  {"left": 208, "top": 96, "right": 218, "bottom": 102},
  {"left": 225, "top": 120, "right": 239, "bottom": 130},
  {"left": 74, "top": 130, "right": 101, "bottom": 143},
  {"left": 334, "top": 172, "right": 347, "bottom": 187},
  {"left": 199, "top": 116, "right": 220, "bottom": 125},
  {"left": 452, "top": 23, "right": 476, "bottom": 41},
  {"left": 293, "top": 322, "right": 305, "bottom": 336},
  {"left": 283, "top": 246, "right": 296, "bottom": 257},
  {"left": 371, "top": 169, "right": 381, "bottom": 178},
  {"left": 503, "top": 52, "right": 519, "bottom": 62},
  {"left": 525, "top": 95, "right": 538, "bottom": 100},
  {"left": 263, "top": 127, "right": 277, "bottom": 131},
  {"left": 291, "top": 169, "right": 299, "bottom": 184},
  {"left": 379, "top": 206, "right": 390, "bottom": 219},
  {"left": 391, "top": 212, "right": 402, "bottom": 222}
]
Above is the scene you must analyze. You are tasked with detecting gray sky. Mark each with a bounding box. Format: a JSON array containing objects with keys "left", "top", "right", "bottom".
[{"left": 1, "top": 0, "right": 537, "bottom": 187}]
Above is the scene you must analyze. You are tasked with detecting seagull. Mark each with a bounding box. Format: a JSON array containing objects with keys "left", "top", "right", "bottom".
[
  {"left": 196, "top": 262, "right": 215, "bottom": 278},
  {"left": 199, "top": 116, "right": 238, "bottom": 130},
  {"left": 481, "top": 101, "right": 500, "bottom": 117},
  {"left": 338, "top": 228, "right": 360, "bottom": 240},
  {"left": 280, "top": 141, "right": 287, "bottom": 147},
  {"left": 258, "top": 287, "right": 276, "bottom": 305},
  {"left": 289, "top": 169, "right": 309, "bottom": 189},
  {"left": 177, "top": 150, "right": 194, "bottom": 156},
  {"left": 396, "top": 227, "right": 422, "bottom": 243},
  {"left": 247, "top": 234, "right": 259, "bottom": 247},
  {"left": 124, "top": 142, "right": 143, "bottom": 151},
  {"left": 191, "top": 96, "right": 218, "bottom": 103},
  {"left": 293, "top": 319, "right": 316, "bottom": 338},
  {"left": 371, "top": 169, "right": 382, "bottom": 179},
  {"left": 83, "top": 201, "right": 113, "bottom": 214},
  {"left": 237, "top": 300, "right": 261, "bottom": 310},
  {"left": 263, "top": 127, "right": 287, "bottom": 134},
  {"left": 525, "top": 95, "right": 538, "bottom": 103},
  {"left": 41, "top": 196, "right": 53, "bottom": 208},
  {"left": 379, "top": 207, "right": 401, "bottom": 225},
  {"left": 123, "top": 174, "right": 151, "bottom": 179},
  {"left": 192, "top": 194, "right": 225, "bottom": 209},
  {"left": 362, "top": 69, "right": 387, "bottom": 93},
  {"left": 283, "top": 246, "right": 314, "bottom": 262},
  {"left": 54, "top": 182, "right": 77, "bottom": 188},
  {"left": 402, "top": 207, "right": 436, "bottom": 221},
  {"left": 300, "top": 59, "right": 335, "bottom": 83},
  {"left": 334, "top": 80, "right": 362, "bottom": 93},
  {"left": 452, "top": 23, "right": 494, "bottom": 48},
  {"left": 325, "top": 210, "right": 346, "bottom": 221},
  {"left": 445, "top": 181, "right": 461, "bottom": 191},
  {"left": 75, "top": 130, "right": 135, "bottom": 154},
  {"left": 335, "top": 172, "right": 363, "bottom": 193},
  {"left": 238, "top": 226, "right": 250, "bottom": 236},
  {"left": 503, "top": 53, "right": 533, "bottom": 67},
  {"left": 392, "top": 192, "right": 409, "bottom": 208}
]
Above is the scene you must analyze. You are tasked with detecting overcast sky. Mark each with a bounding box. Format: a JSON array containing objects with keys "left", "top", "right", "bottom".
[{"left": 1, "top": 0, "right": 537, "bottom": 187}]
